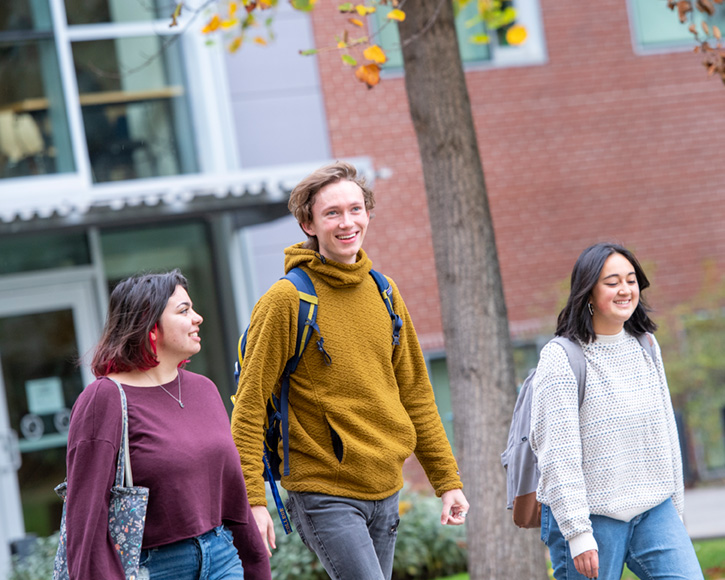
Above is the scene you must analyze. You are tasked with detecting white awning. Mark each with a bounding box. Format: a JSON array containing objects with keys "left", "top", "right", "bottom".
[{"left": 0, "top": 158, "right": 376, "bottom": 232}]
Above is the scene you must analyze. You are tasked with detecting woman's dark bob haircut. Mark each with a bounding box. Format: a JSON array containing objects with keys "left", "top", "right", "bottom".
[
  {"left": 91, "top": 269, "right": 188, "bottom": 377},
  {"left": 556, "top": 242, "right": 657, "bottom": 343}
]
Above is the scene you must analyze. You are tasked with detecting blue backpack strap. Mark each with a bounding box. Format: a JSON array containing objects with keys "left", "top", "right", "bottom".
[
  {"left": 279, "top": 267, "right": 325, "bottom": 477},
  {"left": 369, "top": 269, "right": 403, "bottom": 346},
  {"left": 549, "top": 336, "right": 587, "bottom": 407}
]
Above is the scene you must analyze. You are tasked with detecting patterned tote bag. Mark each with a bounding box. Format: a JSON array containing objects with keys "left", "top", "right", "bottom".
[{"left": 54, "top": 379, "right": 149, "bottom": 580}]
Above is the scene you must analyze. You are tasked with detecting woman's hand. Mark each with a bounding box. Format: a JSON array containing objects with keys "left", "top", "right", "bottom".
[
  {"left": 251, "top": 505, "right": 276, "bottom": 557},
  {"left": 573, "top": 549, "right": 599, "bottom": 579}
]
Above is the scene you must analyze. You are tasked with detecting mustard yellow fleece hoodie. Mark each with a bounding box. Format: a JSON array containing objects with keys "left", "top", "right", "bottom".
[{"left": 231, "top": 244, "right": 461, "bottom": 506}]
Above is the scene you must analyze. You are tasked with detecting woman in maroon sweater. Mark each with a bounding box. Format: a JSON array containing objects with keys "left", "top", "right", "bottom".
[{"left": 64, "top": 270, "right": 270, "bottom": 580}]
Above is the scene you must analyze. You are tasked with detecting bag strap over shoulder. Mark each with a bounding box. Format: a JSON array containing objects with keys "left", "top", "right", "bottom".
[
  {"left": 369, "top": 269, "right": 403, "bottom": 347},
  {"left": 106, "top": 378, "right": 132, "bottom": 488},
  {"left": 549, "top": 337, "right": 587, "bottom": 407},
  {"left": 277, "top": 267, "right": 326, "bottom": 477},
  {"left": 637, "top": 332, "right": 656, "bottom": 361}
]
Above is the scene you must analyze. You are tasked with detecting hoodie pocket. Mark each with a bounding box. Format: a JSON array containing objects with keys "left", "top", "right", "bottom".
[{"left": 328, "top": 420, "right": 344, "bottom": 463}]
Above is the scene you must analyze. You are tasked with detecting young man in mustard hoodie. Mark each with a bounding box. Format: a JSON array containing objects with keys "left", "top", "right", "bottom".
[{"left": 232, "top": 161, "right": 468, "bottom": 580}]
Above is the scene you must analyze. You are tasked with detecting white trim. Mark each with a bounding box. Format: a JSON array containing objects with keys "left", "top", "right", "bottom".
[{"left": 49, "top": 0, "right": 93, "bottom": 184}]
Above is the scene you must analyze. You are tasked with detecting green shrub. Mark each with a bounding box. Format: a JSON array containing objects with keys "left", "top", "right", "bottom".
[
  {"left": 9, "top": 490, "right": 468, "bottom": 580},
  {"left": 9, "top": 533, "right": 58, "bottom": 580},
  {"left": 267, "top": 488, "right": 467, "bottom": 580}
]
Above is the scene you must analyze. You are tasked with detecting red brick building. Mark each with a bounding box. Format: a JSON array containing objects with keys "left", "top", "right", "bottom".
[
  {"left": 309, "top": 0, "right": 725, "bottom": 348},
  {"left": 307, "top": 0, "right": 725, "bottom": 481}
]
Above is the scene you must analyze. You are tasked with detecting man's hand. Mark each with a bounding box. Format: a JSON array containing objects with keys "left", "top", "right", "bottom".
[
  {"left": 251, "top": 505, "right": 276, "bottom": 557},
  {"left": 573, "top": 549, "right": 599, "bottom": 579},
  {"left": 440, "top": 488, "right": 469, "bottom": 525}
]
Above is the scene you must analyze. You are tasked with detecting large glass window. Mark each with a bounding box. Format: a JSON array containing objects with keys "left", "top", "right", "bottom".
[
  {"left": 0, "top": 0, "right": 74, "bottom": 179},
  {"left": 1, "top": 0, "right": 200, "bottom": 185},
  {"left": 72, "top": 35, "right": 197, "bottom": 182}
]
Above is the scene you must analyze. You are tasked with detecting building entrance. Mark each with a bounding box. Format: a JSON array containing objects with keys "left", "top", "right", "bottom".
[{"left": 0, "top": 269, "right": 101, "bottom": 564}]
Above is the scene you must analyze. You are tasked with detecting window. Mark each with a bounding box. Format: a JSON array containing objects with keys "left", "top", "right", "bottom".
[
  {"left": 629, "top": 0, "right": 725, "bottom": 51},
  {"left": 373, "top": 0, "right": 546, "bottom": 72},
  {"left": 1, "top": 0, "right": 226, "bottom": 188},
  {"left": 0, "top": 0, "right": 74, "bottom": 179}
]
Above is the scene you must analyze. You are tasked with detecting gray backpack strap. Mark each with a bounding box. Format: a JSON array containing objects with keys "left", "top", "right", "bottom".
[
  {"left": 637, "top": 332, "right": 656, "bottom": 361},
  {"left": 550, "top": 336, "right": 587, "bottom": 407}
]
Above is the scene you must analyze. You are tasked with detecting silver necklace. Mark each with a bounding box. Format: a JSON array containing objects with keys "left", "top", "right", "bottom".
[{"left": 144, "top": 372, "right": 184, "bottom": 408}]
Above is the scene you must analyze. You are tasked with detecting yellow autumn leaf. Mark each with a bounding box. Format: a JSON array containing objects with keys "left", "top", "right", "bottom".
[
  {"left": 229, "top": 1, "right": 239, "bottom": 16},
  {"left": 387, "top": 8, "right": 406, "bottom": 21},
  {"left": 221, "top": 18, "right": 239, "bottom": 29},
  {"left": 338, "top": 40, "right": 348, "bottom": 48},
  {"left": 349, "top": 17, "right": 364, "bottom": 26},
  {"left": 202, "top": 14, "right": 221, "bottom": 33},
  {"left": 355, "top": 4, "right": 376, "bottom": 15},
  {"left": 170, "top": 2, "right": 182, "bottom": 27},
  {"left": 229, "top": 36, "right": 243, "bottom": 52},
  {"left": 254, "top": 36, "right": 267, "bottom": 45},
  {"left": 505, "top": 24, "right": 527, "bottom": 46},
  {"left": 363, "top": 44, "right": 387, "bottom": 64},
  {"left": 355, "top": 63, "right": 380, "bottom": 87}
]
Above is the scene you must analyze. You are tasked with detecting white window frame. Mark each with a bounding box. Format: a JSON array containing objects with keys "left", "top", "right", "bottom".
[{"left": 1, "top": 0, "right": 239, "bottom": 213}]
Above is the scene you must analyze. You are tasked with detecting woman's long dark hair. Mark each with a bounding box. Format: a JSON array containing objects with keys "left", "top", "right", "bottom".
[
  {"left": 91, "top": 270, "right": 188, "bottom": 376},
  {"left": 556, "top": 243, "right": 657, "bottom": 343}
]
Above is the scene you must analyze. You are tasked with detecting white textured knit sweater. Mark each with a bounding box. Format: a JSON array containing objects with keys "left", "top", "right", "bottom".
[{"left": 530, "top": 330, "right": 684, "bottom": 558}]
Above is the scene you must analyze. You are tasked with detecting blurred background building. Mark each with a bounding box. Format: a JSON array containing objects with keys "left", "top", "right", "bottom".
[{"left": 1, "top": 0, "right": 725, "bottom": 573}]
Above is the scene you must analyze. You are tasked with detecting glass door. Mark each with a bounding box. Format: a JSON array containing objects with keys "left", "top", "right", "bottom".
[{"left": 0, "top": 269, "right": 101, "bottom": 542}]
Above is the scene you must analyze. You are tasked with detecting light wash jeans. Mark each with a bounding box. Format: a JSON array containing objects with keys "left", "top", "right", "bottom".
[
  {"left": 138, "top": 525, "right": 244, "bottom": 580},
  {"left": 542, "top": 499, "right": 704, "bottom": 580},
  {"left": 286, "top": 490, "right": 400, "bottom": 580}
]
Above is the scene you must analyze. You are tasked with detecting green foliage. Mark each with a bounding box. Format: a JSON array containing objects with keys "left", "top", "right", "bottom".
[
  {"left": 8, "top": 533, "right": 58, "bottom": 580},
  {"left": 10, "top": 491, "right": 467, "bottom": 580},
  {"left": 655, "top": 264, "right": 725, "bottom": 473},
  {"left": 267, "top": 488, "right": 467, "bottom": 580}
]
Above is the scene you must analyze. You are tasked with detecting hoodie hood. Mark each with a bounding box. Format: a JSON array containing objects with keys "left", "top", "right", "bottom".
[{"left": 284, "top": 243, "right": 372, "bottom": 289}]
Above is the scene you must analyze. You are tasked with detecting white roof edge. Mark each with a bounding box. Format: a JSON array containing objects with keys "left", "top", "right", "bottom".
[{"left": 0, "top": 157, "right": 375, "bottom": 225}]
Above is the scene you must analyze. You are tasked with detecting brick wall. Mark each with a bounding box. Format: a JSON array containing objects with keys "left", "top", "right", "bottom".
[{"left": 308, "top": 0, "right": 725, "bottom": 348}]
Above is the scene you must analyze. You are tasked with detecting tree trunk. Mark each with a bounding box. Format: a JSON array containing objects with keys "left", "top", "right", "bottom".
[{"left": 397, "top": 1, "right": 547, "bottom": 577}]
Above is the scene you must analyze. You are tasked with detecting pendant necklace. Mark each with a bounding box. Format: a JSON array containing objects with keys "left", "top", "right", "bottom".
[{"left": 144, "top": 371, "right": 184, "bottom": 408}]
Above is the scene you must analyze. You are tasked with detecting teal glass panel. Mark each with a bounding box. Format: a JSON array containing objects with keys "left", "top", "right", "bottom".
[
  {"left": 0, "top": 232, "right": 90, "bottom": 275},
  {"left": 64, "top": 0, "right": 165, "bottom": 26},
  {"left": 631, "top": 0, "right": 725, "bottom": 48}
]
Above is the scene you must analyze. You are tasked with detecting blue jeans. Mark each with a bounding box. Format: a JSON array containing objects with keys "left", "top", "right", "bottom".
[
  {"left": 286, "top": 491, "right": 400, "bottom": 580},
  {"left": 542, "top": 499, "right": 703, "bottom": 580},
  {"left": 138, "top": 525, "right": 244, "bottom": 580}
]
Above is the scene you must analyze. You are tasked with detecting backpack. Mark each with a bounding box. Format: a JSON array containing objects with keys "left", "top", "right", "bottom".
[
  {"left": 500, "top": 333, "right": 655, "bottom": 529},
  {"left": 232, "top": 266, "right": 402, "bottom": 533}
]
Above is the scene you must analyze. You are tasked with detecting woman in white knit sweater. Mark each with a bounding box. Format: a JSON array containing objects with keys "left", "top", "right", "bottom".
[{"left": 530, "top": 243, "right": 703, "bottom": 580}]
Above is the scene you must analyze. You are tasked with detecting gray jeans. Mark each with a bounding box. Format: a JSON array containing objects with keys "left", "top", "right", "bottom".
[{"left": 286, "top": 491, "right": 400, "bottom": 580}]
